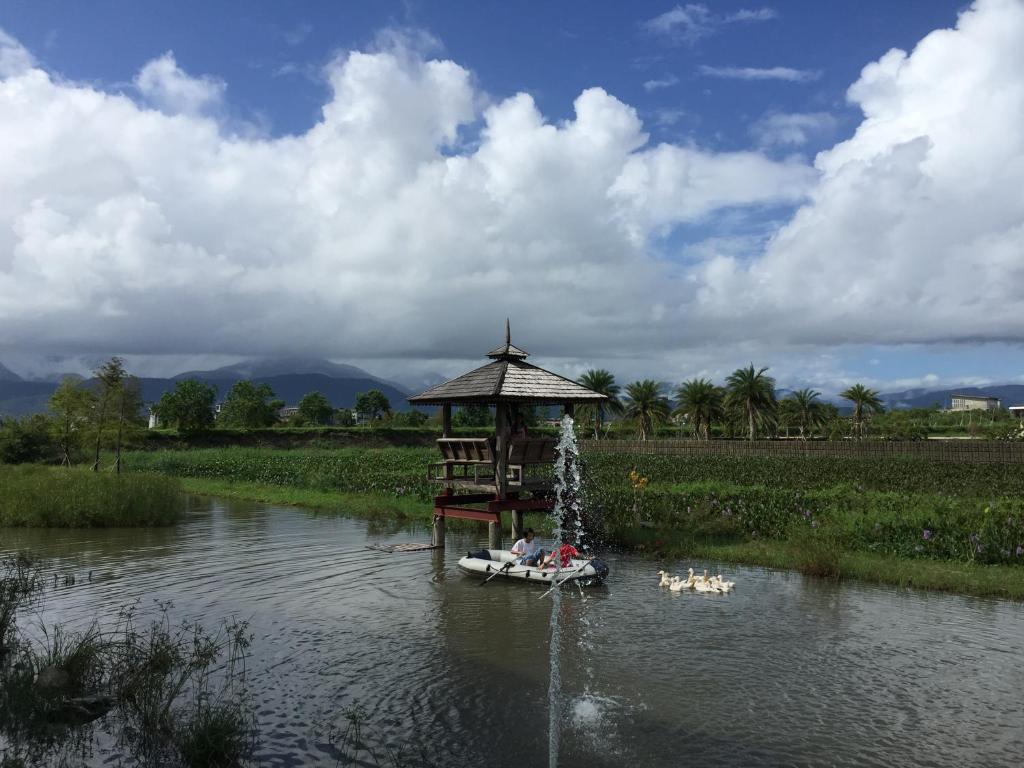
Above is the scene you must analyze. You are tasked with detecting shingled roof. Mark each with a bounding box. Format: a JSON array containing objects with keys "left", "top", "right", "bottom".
[{"left": 408, "top": 324, "right": 608, "bottom": 406}]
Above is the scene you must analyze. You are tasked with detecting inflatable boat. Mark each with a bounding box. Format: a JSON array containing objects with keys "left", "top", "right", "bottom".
[{"left": 458, "top": 549, "right": 609, "bottom": 587}]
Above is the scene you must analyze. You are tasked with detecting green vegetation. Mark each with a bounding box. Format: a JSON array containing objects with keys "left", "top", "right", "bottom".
[
  {"left": 1, "top": 554, "right": 256, "bottom": 767},
  {"left": 622, "top": 379, "right": 670, "bottom": 440},
  {"left": 0, "top": 465, "right": 181, "bottom": 528},
  {"left": 354, "top": 389, "right": 391, "bottom": 421},
  {"left": 840, "top": 383, "right": 884, "bottom": 439},
  {"left": 297, "top": 391, "right": 333, "bottom": 425},
  {"left": 217, "top": 380, "right": 282, "bottom": 428},
  {"left": 154, "top": 379, "right": 217, "bottom": 434}
]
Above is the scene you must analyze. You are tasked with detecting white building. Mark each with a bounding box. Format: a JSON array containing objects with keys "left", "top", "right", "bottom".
[
  {"left": 1009, "top": 405, "right": 1024, "bottom": 421},
  {"left": 949, "top": 394, "right": 1001, "bottom": 412}
]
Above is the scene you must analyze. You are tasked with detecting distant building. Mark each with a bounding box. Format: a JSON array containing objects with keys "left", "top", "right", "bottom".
[
  {"left": 948, "top": 394, "right": 1001, "bottom": 412},
  {"left": 148, "top": 408, "right": 160, "bottom": 429},
  {"left": 1010, "top": 405, "right": 1024, "bottom": 421},
  {"left": 278, "top": 406, "right": 300, "bottom": 420}
]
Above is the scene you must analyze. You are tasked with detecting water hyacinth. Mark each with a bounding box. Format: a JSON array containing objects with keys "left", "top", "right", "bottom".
[{"left": 922, "top": 529, "right": 932, "bottom": 540}]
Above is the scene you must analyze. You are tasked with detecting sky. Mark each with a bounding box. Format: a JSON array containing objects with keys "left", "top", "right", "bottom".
[{"left": 1, "top": 0, "right": 1023, "bottom": 395}]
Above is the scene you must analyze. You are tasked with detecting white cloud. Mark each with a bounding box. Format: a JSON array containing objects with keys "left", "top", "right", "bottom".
[
  {"left": 643, "top": 75, "right": 679, "bottom": 92},
  {"left": 699, "top": 65, "right": 821, "bottom": 82},
  {"left": 134, "top": 52, "right": 225, "bottom": 116},
  {"left": 695, "top": 0, "right": 1024, "bottom": 350},
  {"left": 750, "top": 111, "right": 838, "bottom": 146},
  {"left": 642, "top": 4, "right": 776, "bottom": 44},
  {"left": 0, "top": 29, "right": 34, "bottom": 77},
  {"left": 1, "top": 0, "right": 1022, "bottom": 387},
  {"left": 0, "top": 29, "right": 812, "bottom": 372}
]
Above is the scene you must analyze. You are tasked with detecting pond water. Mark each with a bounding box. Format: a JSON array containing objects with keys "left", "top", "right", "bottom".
[{"left": 3, "top": 497, "right": 1023, "bottom": 767}]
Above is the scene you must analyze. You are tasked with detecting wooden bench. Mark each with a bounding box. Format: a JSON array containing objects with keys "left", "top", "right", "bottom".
[
  {"left": 507, "top": 438, "right": 556, "bottom": 488},
  {"left": 429, "top": 438, "right": 497, "bottom": 485}
]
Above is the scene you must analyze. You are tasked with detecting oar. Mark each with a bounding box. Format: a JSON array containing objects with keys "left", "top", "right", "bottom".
[
  {"left": 479, "top": 560, "right": 514, "bottom": 586},
  {"left": 537, "top": 559, "right": 595, "bottom": 600}
]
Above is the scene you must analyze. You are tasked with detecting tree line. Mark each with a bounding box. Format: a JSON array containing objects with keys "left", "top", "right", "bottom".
[
  {"left": 0, "top": 362, "right": 428, "bottom": 464},
  {"left": 577, "top": 365, "right": 889, "bottom": 441}
]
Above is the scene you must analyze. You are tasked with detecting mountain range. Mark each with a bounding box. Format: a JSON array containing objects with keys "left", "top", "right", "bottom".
[
  {"left": 2, "top": 357, "right": 1022, "bottom": 418},
  {"left": 0, "top": 358, "right": 428, "bottom": 417}
]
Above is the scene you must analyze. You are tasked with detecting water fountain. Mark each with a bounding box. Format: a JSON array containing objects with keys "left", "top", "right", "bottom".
[{"left": 547, "top": 413, "right": 586, "bottom": 768}]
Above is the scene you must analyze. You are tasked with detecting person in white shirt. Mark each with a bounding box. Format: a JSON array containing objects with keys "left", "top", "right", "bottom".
[{"left": 510, "top": 528, "right": 544, "bottom": 566}]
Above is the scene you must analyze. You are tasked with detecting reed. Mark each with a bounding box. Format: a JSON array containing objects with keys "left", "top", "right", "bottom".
[{"left": 0, "top": 465, "right": 182, "bottom": 528}]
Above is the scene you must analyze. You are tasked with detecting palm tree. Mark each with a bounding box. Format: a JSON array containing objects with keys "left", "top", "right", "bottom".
[
  {"left": 784, "top": 388, "right": 823, "bottom": 440},
  {"left": 577, "top": 369, "right": 622, "bottom": 439},
  {"left": 840, "top": 383, "right": 884, "bottom": 438},
  {"left": 725, "top": 364, "right": 777, "bottom": 441},
  {"left": 623, "top": 380, "right": 671, "bottom": 441},
  {"left": 673, "top": 378, "right": 724, "bottom": 440}
]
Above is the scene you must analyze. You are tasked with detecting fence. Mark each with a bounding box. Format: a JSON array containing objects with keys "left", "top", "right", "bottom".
[{"left": 579, "top": 438, "right": 1024, "bottom": 464}]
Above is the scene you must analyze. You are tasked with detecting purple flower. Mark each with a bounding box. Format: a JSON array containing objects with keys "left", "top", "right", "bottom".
[
  {"left": 802, "top": 510, "right": 812, "bottom": 520},
  {"left": 922, "top": 529, "right": 932, "bottom": 541},
  {"left": 811, "top": 521, "right": 818, "bottom": 529},
  {"left": 969, "top": 533, "right": 980, "bottom": 545}
]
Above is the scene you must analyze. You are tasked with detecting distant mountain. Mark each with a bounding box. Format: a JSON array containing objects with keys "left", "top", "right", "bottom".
[
  {"left": 399, "top": 372, "right": 448, "bottom": 395},
  {"left": 879, "top": 384, "right": 1024, "bottom": 410},
  {"left": 0, "top": 362, "right": 22, "bottom": 382},
  {"left": 0, "top": 358, "right": 416, "bottom": 418}
]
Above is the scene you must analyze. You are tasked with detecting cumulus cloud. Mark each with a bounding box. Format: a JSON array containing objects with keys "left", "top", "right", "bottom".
[
  {"left": 1, "top": 0, "right": 1022, "bottom": 387},
  {"left": 750, "top": 111, "right": 838, "bottom": 146},
  {"left": 695, "top": 0, "right": 1024, "bottom": 350},
  {"left": 135, "top": 52, "right": 226, "bottom": 115},
  {"left": 699, "top": 65, "right": 821, "bottom": 82},
  {"left": 0, "top": 32, "right": 812, "bottom": 372}
]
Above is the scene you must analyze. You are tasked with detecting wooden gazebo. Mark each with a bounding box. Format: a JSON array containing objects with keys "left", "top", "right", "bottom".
[{"left": 408, "top": 322, "right": 608, "bottom": 548}]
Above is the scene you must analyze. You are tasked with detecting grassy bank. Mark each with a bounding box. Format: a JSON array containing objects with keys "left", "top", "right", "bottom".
[
  {"left": 620, "top": 527, "right": 1024, "bottom": 600},
  {"left": 120, "top": 446, "right": 1024, "bottom": 598},
  {"left": 0, "top": 465, "right": 182, "bottom": 528}
]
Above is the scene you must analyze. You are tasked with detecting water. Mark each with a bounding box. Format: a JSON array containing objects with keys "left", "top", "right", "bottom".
[{"left": 3, "top": 497, "right": 1024, "bottom": 766}]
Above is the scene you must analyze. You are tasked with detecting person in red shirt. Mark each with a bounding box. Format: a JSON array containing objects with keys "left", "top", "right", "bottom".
[{"left": 540, "top": 542, "right": 579, "bottom": 570}]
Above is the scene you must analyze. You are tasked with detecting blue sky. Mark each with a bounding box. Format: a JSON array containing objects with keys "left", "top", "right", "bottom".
[{"left": 1, "top": 1, "right": 1022, "bottom": 395}]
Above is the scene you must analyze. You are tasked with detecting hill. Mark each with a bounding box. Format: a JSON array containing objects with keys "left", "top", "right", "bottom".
[
  {"left": 0, "top": 359, "right": 414, "bottom": 417},
  {"left": 879, "top": 384, "right": 1024, "bottom": 410}
]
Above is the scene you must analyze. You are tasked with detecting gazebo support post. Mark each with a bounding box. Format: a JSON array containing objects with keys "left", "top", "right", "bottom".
[
  {"left": 441, "top": 404, "right": 451, "bottom": 438},
  {"left": 432, "top": 512, "right": 446, "bottom": 548},
  {"left": 511, "top": 510, "right": 524, "bottom": 541},
  {"left": 492, "top": 402, "right": 510, "bottom": 550}
]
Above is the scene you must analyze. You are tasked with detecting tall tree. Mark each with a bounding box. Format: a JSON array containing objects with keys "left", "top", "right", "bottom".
[
  {"left": 91, "top": 357, "right": 126, "bottom": 471},
  {"left": 297, "top": 391, "right": 333, "bottom": 426},
  {"left": 783, "top": 388, "right": 824, "bottom": 441},
  {"left": 218, "top": 381, "right": 283, "bottom": 428},
  {"left": 452, "top": 404, "right": 490, "bottom": 428},
  {"left": 354, "top": 389, "right": 392, "bottom": 422},
  {"left": 840, "top": 383, "right": 884, "bottom": 438},
  {"left": 48, "top": 377, "right": 95, "bottom": 466},
  {"left": 112, "top": 376, "right": 143, "bottom": 473},
  {"left": 674, "top": 378, "right": 724, "bottom": 440},
  {"left": 153, "top": 379, "right": 217, "bottom": 434},
  {"left": 725, "top": 364, "right": 777, "bottom": 441},
  {"left": 577, "top": 369, "right": 623, "bottom": 439},
  {"left": 623, "top": 380, "right": 670, "bottom": 441}
]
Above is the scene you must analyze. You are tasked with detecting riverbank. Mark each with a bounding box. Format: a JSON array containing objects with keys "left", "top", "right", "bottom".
[
  {"left": 0, "top": 465, "right": 181, "bottom": 528},
  {"left": 120, "top": 446, "right": 1024, "bottom": 599},
  {"left": 621, "top": 527, "right": 1024, "bottom": 601}
]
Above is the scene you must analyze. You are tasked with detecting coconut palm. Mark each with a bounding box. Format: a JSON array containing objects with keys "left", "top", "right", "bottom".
[
  {"left": 673, "top": 378, "right": 724, "bottom": 440},
  {"left": 577, "top": 369, "right": 623, "bottom": 439},
  {"left": 725, "top": 364, "right": 777, "bottom": 441},
  {"left": 840, "top": 383, "right": 884, "bottom": 438},
  {"left": 782, "top": 388, "right": 824, "bottom": 440},
  {"left": 622, "top": 380, "right": 671, "bottom": 441}
]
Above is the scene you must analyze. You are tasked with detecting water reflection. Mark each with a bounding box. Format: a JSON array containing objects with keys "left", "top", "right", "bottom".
[{"left": 2, "top": 498, "right": 1023, "bottom": 767}]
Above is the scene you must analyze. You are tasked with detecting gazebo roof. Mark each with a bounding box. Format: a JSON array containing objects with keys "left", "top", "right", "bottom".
[{"left": 408, "top": 324, "right": 608, "bottom": 406}]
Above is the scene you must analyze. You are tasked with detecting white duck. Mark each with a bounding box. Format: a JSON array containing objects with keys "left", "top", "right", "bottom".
[
  {"left": 657, "top": 570, "right": 672, "bottom": 587},
  {"left": 668, "top": 576, "right": 687, "bottom": 592}
]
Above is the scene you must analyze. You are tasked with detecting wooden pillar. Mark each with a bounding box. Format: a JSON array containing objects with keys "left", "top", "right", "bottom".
[
  {"left": 511, "top": 509, "right": 524, "bottom": 540},
  {"left": 432, "top": 512, "right": 446, "bottom": 548},
  {"left": 441, "top": 403, "right": 451, "bottom": 437},
  {"left": 488, "top": 520, "right": 502, "bottom": 549},
  {"left": 495, "top": 402, "right": 509, "bottom": 500}
]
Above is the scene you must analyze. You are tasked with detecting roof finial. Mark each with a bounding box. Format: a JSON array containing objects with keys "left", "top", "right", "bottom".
[{"left": 505, "top": 318, "right": 511, "bottom": 346}]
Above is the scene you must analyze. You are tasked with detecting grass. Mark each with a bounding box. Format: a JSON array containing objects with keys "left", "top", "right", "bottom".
[
  {"left": 119, "top": 445, "right": 1024, "bottom": 599},
  {"left": 621, "top": 527, "right": 1024, "bottom": 600},
  {"left": 0, "top": 465, "right": 182, "bottom": 528}
]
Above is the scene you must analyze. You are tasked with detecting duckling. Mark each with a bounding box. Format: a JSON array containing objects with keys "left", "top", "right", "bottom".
[
  {"left": 669, "top": 576, "right": 687, "bottom": 592},
  {"left": 657, "top": 570, "right": 672, "bottom": 587}
]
